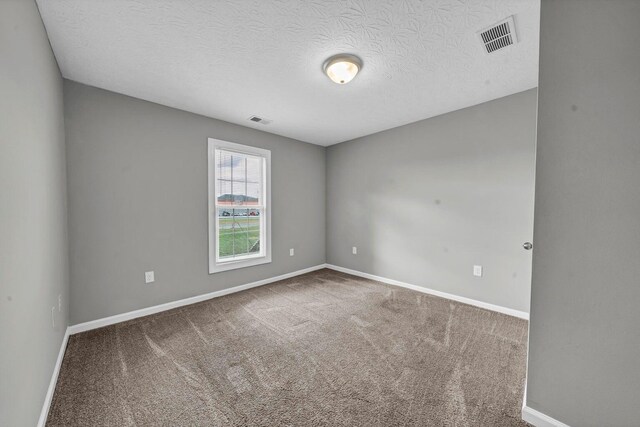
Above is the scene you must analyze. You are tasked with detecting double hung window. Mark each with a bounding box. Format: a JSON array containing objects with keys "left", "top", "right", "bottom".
[{"left": 208, "top": 138, "right": 271, "bottom": 273}]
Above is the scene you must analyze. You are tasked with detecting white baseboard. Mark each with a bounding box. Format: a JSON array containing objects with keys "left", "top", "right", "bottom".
[
  {"left": 325, "top": 264, "right": 529, "bottom": 320},
  {"left": 38, "top": 327, "right": 70, "bottom": 427},
  {"left": 67, "top": 264, "right": 327, "bottom": 335},
  {"left": 522, "top": 405, "right": 571, "bottom": 427}
]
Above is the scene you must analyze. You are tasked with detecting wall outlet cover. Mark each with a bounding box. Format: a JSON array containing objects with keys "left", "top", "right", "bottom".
[
  {"left": 289, "top": 248, "right": 295, "bottom": 256},
  {"left": 145, "top": 271, "right": 155, "bottom": 283},
  {"left": 352, "top": 246, "right": 357, "bottom": 255},
  {"left": 473, "top": 265, "right": 483, "bottom": 277}
]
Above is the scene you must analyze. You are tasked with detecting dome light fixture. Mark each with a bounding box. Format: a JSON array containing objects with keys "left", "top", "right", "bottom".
[{"left": 323, "top": 54, "right": 362, "bottom": 85}]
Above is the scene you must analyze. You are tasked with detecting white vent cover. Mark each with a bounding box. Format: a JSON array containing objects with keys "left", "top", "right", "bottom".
[
  {"left": 248, "top": 115, "right": 272, "bottom": 125},
  {"left": 478, "top": 16, "right": 518, "bottom": 54}
]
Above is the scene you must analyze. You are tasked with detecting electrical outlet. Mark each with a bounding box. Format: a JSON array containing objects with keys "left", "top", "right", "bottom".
[
  {"left": 145, "top": 271, "right": 155, "bottom": 283},
  {"left": 51, "top": 307, "right": 56, "bottom": 328},
  {"left": 289, "top": 248, "right": 294, "bottom": 256},
  {"left": 58, "top": 295, "right": 62, "bottom": 312},
  {"left": 352, "top": 246, "right": 357, "bottom": 255},
  {"left": 473, "top": 265, "right": 483, "bottom": 277}
]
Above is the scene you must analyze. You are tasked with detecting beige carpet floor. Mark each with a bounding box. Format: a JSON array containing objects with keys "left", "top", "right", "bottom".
[{"left": 47, "top": 269, "right": 529, "bottom": 426}]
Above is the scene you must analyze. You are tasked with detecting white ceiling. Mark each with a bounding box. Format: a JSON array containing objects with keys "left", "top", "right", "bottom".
[{"left": 37, "top": 0, "right": 540, "bottom": 146}]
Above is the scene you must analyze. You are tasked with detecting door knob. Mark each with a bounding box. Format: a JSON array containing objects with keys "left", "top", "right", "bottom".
[{"left": 523, "top": 242, "right": 533, "bottom": 250}]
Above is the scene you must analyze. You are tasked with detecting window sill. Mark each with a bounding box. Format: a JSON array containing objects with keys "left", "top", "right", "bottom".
[{"left": 209, "top": 255, "right": 271, "bottom": 274}]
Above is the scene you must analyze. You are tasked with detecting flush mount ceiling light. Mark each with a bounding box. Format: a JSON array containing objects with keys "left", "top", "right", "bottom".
[{"left": 323, "top": 54, "right": 362, "bottom": 84}]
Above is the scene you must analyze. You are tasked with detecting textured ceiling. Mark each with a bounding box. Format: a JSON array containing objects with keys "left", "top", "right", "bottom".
[{"left": 37, "top": 0, "right": 540, "bottom": 146}]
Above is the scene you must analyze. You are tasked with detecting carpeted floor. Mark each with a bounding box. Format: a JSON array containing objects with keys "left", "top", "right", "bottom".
[{"left": 47, "top": 269, "right": 529, "bottom": 426}]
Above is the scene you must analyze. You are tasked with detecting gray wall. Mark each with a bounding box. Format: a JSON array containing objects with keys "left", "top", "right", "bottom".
[
  {"left": 526, "top": 1, "right": 640, "bottom": 425},
  {"left": 0, "top": 1, "right": 69, "bottom": 426},
  {"left": 64, "top": 80, "right": 326, "bottom": 325},
  {"left": 327, "top": 89, "right": 537, "bottom": 313}
]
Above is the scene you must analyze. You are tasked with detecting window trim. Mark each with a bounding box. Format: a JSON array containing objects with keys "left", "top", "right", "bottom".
[{"left": 208, "top": 138, "right": 271, "bottom": 274}]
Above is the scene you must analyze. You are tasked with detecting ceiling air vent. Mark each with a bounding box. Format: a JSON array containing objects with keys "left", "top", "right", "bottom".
[
  {"left": 248, "top": 115, "right": 272, "bottom": 125},
  {"left": 478, "top": 16, "right": 518, "bottom": 54}
]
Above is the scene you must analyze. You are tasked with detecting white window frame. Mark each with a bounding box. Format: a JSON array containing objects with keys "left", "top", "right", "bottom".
[{"left": 208, "top": 138, "right": 271, "bottom": 274}]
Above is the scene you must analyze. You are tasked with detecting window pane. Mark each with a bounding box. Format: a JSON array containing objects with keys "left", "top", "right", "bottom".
[
  {"left": 247, "top": 209, "right": 260, "bottom": 253},
  {"left": 245, "top": 183, "right": 260, "bottom": 206},
  {"left": 217, "top": 209, "right": 235, "bottom": 258},
  {"left": 232, "top": 155, "right": 246, "bottom": 183},
  {"left": 217, "top": 179, "right": 231, "bottom": 204},
  {"left": 218, "top": 208, "right": 261, "bottom": 259},
  {"left": 216, "top": 150, "right": 233, "bottom": 204},
  {"left": 216, "top": 149, "right": 262, "bottom": 206},
  {"left": 246, "top": 157, "right": 262, "bottom": 205}
]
